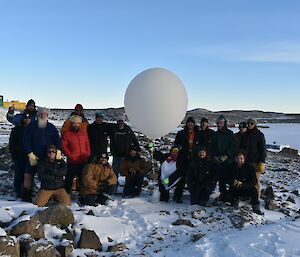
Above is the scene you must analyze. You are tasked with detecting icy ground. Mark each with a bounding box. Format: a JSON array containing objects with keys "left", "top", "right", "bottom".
[{"left": 0, "top": 120, "right": 300, "bottom": 256}]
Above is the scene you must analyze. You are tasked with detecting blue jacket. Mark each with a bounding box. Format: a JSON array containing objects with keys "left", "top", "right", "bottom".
[
  {"left": 7, "top": 110, "right": 37, "bottom": 125},
  {"left": 23, "top": 121, "right": 61, "bottom": 159}
]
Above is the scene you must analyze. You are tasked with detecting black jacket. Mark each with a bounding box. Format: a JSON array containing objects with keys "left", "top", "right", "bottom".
[
  {"left": 88, "top": 122, "right": 112, "bottom": 159},
  {"left": 37, "top": 159, "right": 67, "bottom": 190},
  {"left": 240, "top": 127, "right": 266, "bottom": 164},
  {"left": 174, "top": 126, "right": 202, "bottom": 163},
  {"left": 200, "top": 128, "right": 215, "bottom": 150},
  {"left": 9, "top": 124, "right": 27, "bottom": 161},
  {"left": 228, "top": 162, "right": 257, "bottom": 190},
  {"left": 210, "top": 127, "right": 236, "bottom": 163},
  {"left": 188, "top": 157, "right": 216, "bottom": 185},
  {"left": 110, "top": 124, "right": 141, "bottom": 157}
]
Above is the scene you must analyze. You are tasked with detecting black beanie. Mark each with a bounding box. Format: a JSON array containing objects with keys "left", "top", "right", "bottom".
[
  {"left": 186, "top": 117, "right": 195, "bottom": 124},
  {"left": 201, "top": 117, "right": 208, "bottom": 123},
  {"left": 27, "top": 99, "right": 35, "bottom": 107}
]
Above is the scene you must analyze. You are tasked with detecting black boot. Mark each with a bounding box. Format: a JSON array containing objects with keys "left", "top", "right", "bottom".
[
  {"left": 252, "top": 204, "right": 264, "bottom": 215},
  {"left": 21, "top": 189, "right": 32, "bottom": 203}
]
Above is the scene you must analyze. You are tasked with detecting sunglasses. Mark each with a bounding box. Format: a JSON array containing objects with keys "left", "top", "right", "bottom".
[
  {"left": 247, "top": 122, "right": 255, "bottom": 125},
  {"left": 48, "top": 150, "right": 56, "bottom": 154}
]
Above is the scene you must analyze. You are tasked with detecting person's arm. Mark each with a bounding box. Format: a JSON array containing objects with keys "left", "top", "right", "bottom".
[
  {"left": 61, "top": 133, "right": 72, "bottom": 159},
  {"left": 85, "top": 134, "right": 91, "bottom": 159},
  {"left": 23, "top": 124, "right": 33, "bottom": 154},
  {"left": 61, "top": 119, "right": 71, "bottom": 136},
  {"left": 138, "top": 159, "right": 148, "bottom": 175},
  {"left": 129, "top": 127, "right": 141, "bottom": 152},
  {"left": 258, "top": 132, "right": 267, "bottom": 164},
  {"left": 119, "top": 159, "right": 129, "bottom": 176},
  {"left": 52, "top": 124, "right": 61, "bottom": 150},
  {"left": 81, "top": 164, "right": 98, "bottom": 192},
  {"left": 106, "top": 166, "right": 118, "bottom": 186},
  {"left": 240, "top": 165, "right": 257, "bottom": 190},
  {"left": 6, "top": 109, "right": 23, "bottom": 125},
  {"left": 9, "top": 128, "right": 17, "bottom": 161},
  {"left": 227, "top": 131, "right": 237, "bottom": 162}
]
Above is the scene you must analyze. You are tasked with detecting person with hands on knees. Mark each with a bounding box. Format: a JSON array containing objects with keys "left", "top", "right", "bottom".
[
  {"left": 80, "top": 152, "right": 117, "bottom": 206},
  {"left": 228, "top": 150, "right": 264, "bottom": 215},
  {"left": 22, "top": 107, "right": 61, "bottom": 202},
  {"left": 35, "top": 145, "right": 71, "bottom": 207},
  {"left": 120, "top": 145, "right": 148, "bottom": 197},
  {"left": 240, "top": 118, "right": 267, "bottom": 198}
]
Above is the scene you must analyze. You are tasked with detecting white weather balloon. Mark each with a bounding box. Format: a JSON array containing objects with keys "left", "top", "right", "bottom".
[{"left": 124, "top": 68, "right": 188, "bottom": 140}]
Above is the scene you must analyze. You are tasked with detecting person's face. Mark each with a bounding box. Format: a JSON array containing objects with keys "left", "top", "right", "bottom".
[
  {"left": 239, "top": 127, "right": 247, "bottom": 133},
  {"left": 198, "top": 150, "right": 207, "bottom": 159},
  {"left": 118, "top": 120, "right": 124, "bottom": 128},
  {"left": 129, "top": 150, "right": 137, "bottom": 158},
  {"left": 201, "top": 121, "right": 208, "bottom": 130},
  {"left": 100, "top": 158, "right": 108, "bottom": 165},
  {"left": 72, "top": 122, "right": 81, "bottom": 130},
  {"left": 23, "top": 118, "right": 31, "bottom": 126},
  {"left": 217, "top": 120, "right": 225, "bottom": 130},
  {"left": 96, "top": 116, "right": 103, "bottom": 124},
  {"left": 26, "top": 104, "right": 35, "bottom": 112},
  {"left": 75, "top": 108, "right": 83, "bottom": 116},
  {"left": 47, "top": 148, "right": 56, "bottom": 160},
  {"left": 39, "top": 112, "right": 48, "bottom": 121},
  {"left": 247, "top": 121, "right": 256, "bottom": 130},
  {"left": 170, "top": 151, "right": 178, "bottom": 159},
  {"left": 187, "top": 121, "right": 195, "bottom": 130},
  {"left": 235, "top": 154, "right": 245, "bottom": 167}
]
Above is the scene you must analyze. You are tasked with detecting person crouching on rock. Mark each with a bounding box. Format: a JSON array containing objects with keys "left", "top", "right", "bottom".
[
  {"left": 228, "top": 150, "right": 264, "bottom": 215},
  {"left": 154, "top": 147, "right": 183, "bottom": 202},
  {"left": 187, "top": 146, "right": 216, "bottom": 206},
  {"left": 120, "top": 145, "right": 148, "bottom": 197},
  {"left": 80, "top": 153, "right": 117, "bottom": 206},
  {"left": 35, "top": 145, "right": 71, "bottom": 207}
]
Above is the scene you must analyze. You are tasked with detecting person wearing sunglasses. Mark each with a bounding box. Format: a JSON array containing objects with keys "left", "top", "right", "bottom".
[
  {"left": 235, "top": 121, "right": 247, "bottom": 148},
  {"left": 240, "top": 118, "right": 266, "bottom": 198},
  {"left": 35, "top": 145, "right": 71, "bottom": 207}
]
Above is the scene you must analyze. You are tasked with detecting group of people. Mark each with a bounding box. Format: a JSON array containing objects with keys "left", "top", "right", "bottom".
[{"left": 7, "top": 99, "right": 266, "bottom": 215}]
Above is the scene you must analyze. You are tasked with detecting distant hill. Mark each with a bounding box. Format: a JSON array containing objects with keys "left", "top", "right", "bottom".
[{"left": 49, "top": 107, "right": 300, "bottom": 124}]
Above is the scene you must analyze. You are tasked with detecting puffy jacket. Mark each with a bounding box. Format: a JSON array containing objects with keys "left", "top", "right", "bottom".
[
  {"left": 199, "top": 128, "right": 215, "bottom": 150},
  {"left": 120, "top": 155, "right": 148, "bottom": 177},
  {"left": 81, "top": 163, "right": 117, "bottom": 195},
  {"left": 88, "top": 122, "right": 113, "bottom": 160},
  {"left": 9, "top": 124, "right": 27, "bottom": 161},
  {"left": 23, "top": 121, "right": 61, "bottom": 159},
  {"left": 62, "top": 130, "right": 91, "bottom": 164},
  {"left": 110, "top": 124, "right": 141, "bottom": 157},
  {"left": 174, "top": 126, "right": 203, "bottom": 163},
  {"left": 240, "top": 127, "right": 266, "bottom": 164},
  {"left": 61, "top": 118, "right": 89, "bottom": 136},
  {"left": 228, "top": 162, "right": 257, "bottom": 190},
  {"left": 210, "top": 127, "right": 236, "bottom": 163},
  {"left": 188, "top": 157, "right": 216, "bottom": 185},
  {"left": 37, "top": 158, "right": 67, "bottom": 190},
  {"left": 7, "top": 109, "right": 37, "bottom": 126}
]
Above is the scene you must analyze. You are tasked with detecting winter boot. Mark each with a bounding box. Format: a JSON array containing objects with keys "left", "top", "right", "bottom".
[{"left": 252, "top": 204, "right": 264, "bottom": 215}]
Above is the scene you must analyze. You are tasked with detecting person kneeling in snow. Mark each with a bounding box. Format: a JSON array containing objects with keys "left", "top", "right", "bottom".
[
  {"left": 187, "top": 146, "right": 216, "bottom": 206},
  {"left": 154, "top": 147, "right": 183, "bottom": 202},
  {"left": 80, "top": 153, "right": 117, "bottom": 206},
  {"left": 120, "top": 146, "right": 148, "bottom": 197},
  {"left": 35, "top": 145, "right": 71, "bottom": 207},
  {"left": 228, "top": 150, "right": 264, "bottom": 215}
]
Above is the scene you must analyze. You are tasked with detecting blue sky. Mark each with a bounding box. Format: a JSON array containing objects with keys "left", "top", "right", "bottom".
[{"left": 0, "top": 0, "right": 299, "bottom": 113}]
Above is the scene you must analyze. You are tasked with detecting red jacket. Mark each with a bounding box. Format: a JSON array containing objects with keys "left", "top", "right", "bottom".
[{"left": 62, "top": 130, "right": 91, "bottom": 164}]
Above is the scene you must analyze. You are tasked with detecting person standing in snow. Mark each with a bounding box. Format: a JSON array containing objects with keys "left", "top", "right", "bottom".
[
  {"left": 87, "top": 113, "right": 113, "bottom": 162},
  {"left": 239, "top": 118, "right": 266, "bottom": 198},
  {"left": 199, "top": 117, "right": 215, "bottom": 153},
  {"left": 80, "top": 152, "right": 117, "bottom": 206},
  {"left": 61, "top": 104, "right": 89, "bottom": 136},
  {"left": 6, "top": 99, "right": 37, "bottom": 125},
  {"left": 228, "top": 150, "right": 264, "bottom": 215},
  {"left": 110, "top": 116, "right": 141, "bottom": 191},
  {"left": 235, "top": 121, "right": 247, "bottom": 148},
  {"left": 35, "top": 145, "right": 71, "bottom": 207},
  {"left": 9, "top": 112, "right": 32, "bottom": 198},
  {"left": 187, "top": 146, "right": 216, "bottom": 206},
  {"left": 154, "top": 146, "right": 183, "bottom": 202},
  {"left": 210, "top": 115, "right": 236, "bottom": 202},
  {"left": 173, "top": 117, "right": 202, "bottom": 203},
  {"left": 23, "top": 107, "right": 61, "bottom": 202},
  {"left": 61, "top": 114, "right": 91, "bottom": 193},
  {"left": 120, "top": 146, "right": 148, "bottom": 197}
]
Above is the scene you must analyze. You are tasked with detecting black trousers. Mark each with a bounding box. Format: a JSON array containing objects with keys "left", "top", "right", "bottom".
[
  {"left": 188, "top": 181, "right": 216, "bottom": 204},
  {"left": 123, "top": 173, "right": 144, "bottom": 197},
  {"left": 65, "top": 163, "right": 86, "bottom": 193},
  {"left": 228, "top": 186, "right": 259, "bottom": 206},
  {"left": 214, "top": 162, "right": 231, "bottom": 195},
  {"left": 80, "top": 185, "right": 116, "bottom": 206}
]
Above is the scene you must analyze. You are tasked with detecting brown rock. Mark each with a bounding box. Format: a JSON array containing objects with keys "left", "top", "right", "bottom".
[
  {"left": 10, "top": 220, "right": 44, "bottom": 240},
  {"left": 265, "top": 200, "right": 277, "bottom": 210},
  {"left": 78, "top": 228, "right": 102, "bottom": 251},
  {"left": 56, "top": 242, "right": 74, "bottom": 257},
  {"left": 0, "top": 236, "right": 20, "bottom": 257},
  {"left": 172, "top": 219, "right": 195, "bottom": 227},
  {"left": 26, "top": 240, "right": 60, "bottom": 257},
  {"left": 107, "top": 242, "right": 127, "bottom": 252}
]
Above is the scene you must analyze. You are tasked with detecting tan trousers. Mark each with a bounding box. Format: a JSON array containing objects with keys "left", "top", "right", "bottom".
[{"left": 35, "top": 188, "right": 71, "bottom": 207}]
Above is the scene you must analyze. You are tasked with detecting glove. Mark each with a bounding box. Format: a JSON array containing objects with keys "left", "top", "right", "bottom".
[
  {"left": 219, "top": 155, "right": 228, "bottom": 162},
  {"left": 129, "top": 168, "right": 136, "bottom": 176},
  {"left": 100, "top": 180, "right": 109, "bottom": 191},
  {"left": 56, "top": 149, "right": 63, "bottom": 160},
  {"left": 233, "top": 179, "right": 243, "bottom": 189},
  {"left": 28, "top": 152, "right": 39, "bottom": 166},
  {"left": 7, "top": 106, "right": 15, "bottom": 118},
  {"left": 257, "top": 162, "right": 266, "bottom": 173}
]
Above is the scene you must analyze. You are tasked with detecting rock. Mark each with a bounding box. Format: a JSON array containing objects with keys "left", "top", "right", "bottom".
[
  {"left": 17, "top": 234, "right": 35, "bottom": 257},
  {"left": 86, "top": 210, "right": 95, "bottom": 216},
  {"left": 191, "top": 233, "right": 205, "bottom": 242},
  {"left": 78, "top": 228, "right": 102, "bottom": 251},
  {"left": 172, "top": 219, "right": 195, "bottom": 227},
  {"left": 10, "top": 220, "right": 45, "bottom": 240},
  {"left": 265, "top": 186, "right": 275, "bottom": 200},
  {"left": 107, "top": 236, "right": 114, "bottom": 242},
  {"left": 32, "top": 204, "right": 75, "bottom": 228},
  {"left": 26, "top": 240, "right": 60, "bottom": 257},
  {"left": 0, "top": 236, "right": 20, "bottom": 257},
  {"left": 265, "top": 199, "right": 277, "bottom": 210},
  {"left": 56, "top": 241, "right": 74, "bottom": 257},
  {"left": 60, "top": 228, "right": 75, "bottom": 242},
  {"left": 280, "top": 147, "right": 298, "bottom": 156},
  {"left": 291, "top": 190, "right": 299, "bottom": 197},
  {"left": 287, "top": 196, "right": 296, "bottom": 204},
  {"left": 107, "top": 242, "right": 127, "bottom": 252}
]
